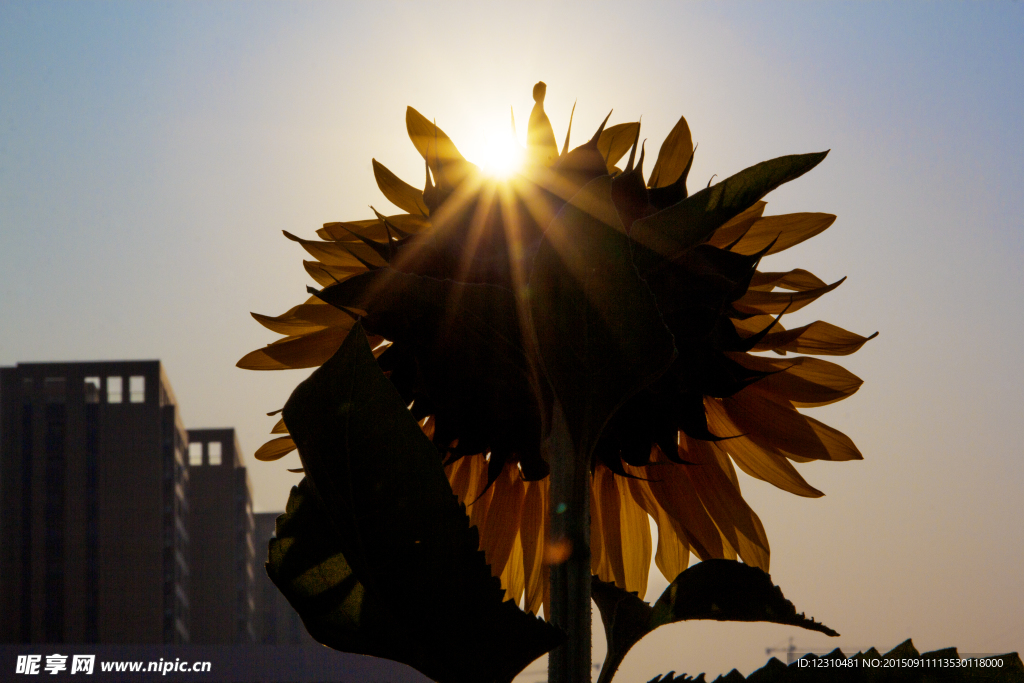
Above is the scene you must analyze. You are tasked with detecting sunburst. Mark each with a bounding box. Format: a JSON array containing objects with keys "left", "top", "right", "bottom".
[{"left": 240, "top": 82, "right": 875, "bottom": 616}]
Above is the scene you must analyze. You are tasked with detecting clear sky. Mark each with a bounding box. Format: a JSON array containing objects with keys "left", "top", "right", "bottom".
[{"left": 2, "top": 1, "right": 1022, "bottom": 680}]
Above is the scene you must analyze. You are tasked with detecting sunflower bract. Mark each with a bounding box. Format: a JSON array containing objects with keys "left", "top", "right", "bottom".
[{"left": 240, "top": 82, "right": 875, "bottom": 615}]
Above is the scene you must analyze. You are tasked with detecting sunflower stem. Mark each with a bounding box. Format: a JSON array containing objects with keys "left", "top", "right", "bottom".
[{"left": 547, "top": 400, "right": 592, "bottom": 683}]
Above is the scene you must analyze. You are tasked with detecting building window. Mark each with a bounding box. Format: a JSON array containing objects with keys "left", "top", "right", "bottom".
[
  {"left": 84, "top": 377, "right": 101, "bottom": 403},
  {"left": 129, "top": 375, "right": 145, "bottom": 403},
  {"left": 188, "top": 442, "right": 203, "bottom": 466},
  {"left": 107, "top": 376, "right": 122, "bottom": 403},
  {"left": 44, "top": 377, "right": 66, "bottom": 404},
  {"left": 208, "top": 441, "right": 222, "bottom": 466}
]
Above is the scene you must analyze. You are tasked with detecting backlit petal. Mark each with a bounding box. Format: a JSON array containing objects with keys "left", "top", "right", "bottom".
[
  {"left": 254, "top": 436, "right": 296, "bottom": 461},
  {"left": 705, "top": 398, "right": 824, "bottom": 497},
  {"left": 648, "top": 115, "right": 694, "bottom": 189},
  {"left": 236, "top": 325, "right": 354, "bottom": 371}
]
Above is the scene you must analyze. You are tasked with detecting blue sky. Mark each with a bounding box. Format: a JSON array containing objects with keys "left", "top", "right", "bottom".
[{"left": 2, "top": 1, "right": 1022, "bottom": 680}]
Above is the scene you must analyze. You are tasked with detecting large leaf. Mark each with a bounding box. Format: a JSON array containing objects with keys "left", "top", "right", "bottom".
[
  {"left": 272, "top": 323, "right": 562, "bottom": 683},
  {"left": 312, "top": 268, "right": 546, "bottom": 478},
  {"left": 630, "top": 152, "right": 829, "bottom": 261},
  {"left": 649, "top": 560, "right": 838, "bottom": 633},
  {"left": 591, "top": 561, "right": 838, "bottom": 683},
  {"left": 528, "top": 175, "right": 677, "bottom": 463}
]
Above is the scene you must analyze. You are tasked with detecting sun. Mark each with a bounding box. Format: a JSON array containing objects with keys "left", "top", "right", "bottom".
[{"left": 479, "top": 133, "right": 524, "bottom": 179}]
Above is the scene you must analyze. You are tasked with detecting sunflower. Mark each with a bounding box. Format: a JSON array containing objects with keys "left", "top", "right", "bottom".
[{"left": 240, "top": 82, "right": 875, "bottom": 617}]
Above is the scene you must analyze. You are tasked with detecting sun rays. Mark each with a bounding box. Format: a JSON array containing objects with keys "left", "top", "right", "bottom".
[{"left": 240, "top": 83, "right": 874, "bottom": 613}]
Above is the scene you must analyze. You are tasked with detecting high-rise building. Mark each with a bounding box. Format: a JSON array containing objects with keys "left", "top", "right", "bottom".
[
  {"left": 0, "top": 361, "right": 190, "bottom": 644},
  {"left": 253, "top": 512, "right": 316, "bottom": 645},
  {"left": 186, "top": 429, "right": 255, "bottom": 644}
]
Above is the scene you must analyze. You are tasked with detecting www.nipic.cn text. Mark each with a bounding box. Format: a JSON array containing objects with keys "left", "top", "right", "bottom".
[{"left": 15, "top": 654, "right": 212, "bottom": 676}]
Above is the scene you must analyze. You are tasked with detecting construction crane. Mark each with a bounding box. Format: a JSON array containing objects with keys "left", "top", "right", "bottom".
[{"left": 766, "top": 637, "right": 798, "bottom": 665}]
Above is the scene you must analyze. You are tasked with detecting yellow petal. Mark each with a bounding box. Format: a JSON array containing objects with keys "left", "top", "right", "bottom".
[
  {"left": 251, "top": 303, "right": 355, "bottom": 336},
  {"left": 626, "top": 473, "right": 691, "bottom": 582},
  {"left": 728, "top": 212, "right": 836, "bottom": 256},
  {"left": 729, "top": 353, "right": 864, "bottom": 407},
  {"left": 681, "top": 437, "right": 770, "bottom": 571},
  {"left": 406, "top": 106, "right": 476, "bottom": 188},
  {"left": 372, "top": 159, "right": 429, "bottom": 216},
  {"left": 724, "top": 388, "right": 862, "bottom": 462},
  {"left": 236, "top": 325, "right": 352, "bottom": 371},
  {"left": 705, "top": 201, "right": 767, "bottom": 247},
  {"left": 632, "top": 450, "right": 731, "bottom": 563},
  {"left": 648, "top": 114, "right": 693, "bottom": 189},
  {"left": 614, "top": 472, "right": 652, "bottom": 596},
  {"left": 705, "top": 398, "right": 824, "bottom": 497},
  {"left": 499, "top": 532, "right": 526, "bottom": 606},
  {"left": 465, "top": 460, "right": 495, "bottom": 539},
  {"left": 270, "top": 417, "right": 288, "bottom": 434},
  {"left": 479, "top": 464, "right": 526, "bottom": 576},
  {"left": 711, "top": 442, "right": 741, "bottom": 489},
  {"left": 731, "top": 314, "right": 786, "bottom": 338},
  {"left": 592, "top": 466, "right": 653, "bottom": 594},
  {"left": 303, "top": 261, "right": 367, "bottom": 288},
  {"left": 733, "top": 278, "right": 845, "bottom": 315},
  {"left": 754, "top": 320, "right": 878, "bottom": 356},
  {"left": 747, "top": 268, "right": 827, "bottom": 292},
  {"left": 527, "top": 82, "right": 559, "bottom": 167},
  {"left": 317, "top": 214, "right": 431, "bottom": 241},
  {"left": 283, "top": 231, "right": 387, "bottom": 268},
  {"left": 254, "top": 436, "right": 296, "bottom": 461},
  {"left": 597, "top": 122, "right": 640, "bottom": 173},
  {"left": 447, "top": 454, "right": 485, "bottom": 509},
  {"left": 590, "top": 471, "right": 612, "bottom": 583},
  {"left": 520, "top": 478, "right": 548, "bottom": 615}
]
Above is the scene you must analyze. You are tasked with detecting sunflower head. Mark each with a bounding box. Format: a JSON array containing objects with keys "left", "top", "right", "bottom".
[{"left": 240, "top": 82, "right": 875, "bottom": 612}]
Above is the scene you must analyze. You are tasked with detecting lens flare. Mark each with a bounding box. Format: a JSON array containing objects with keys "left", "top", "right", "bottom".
[{"left": 479, "top": 135, "right": 524, "bottom": 179}]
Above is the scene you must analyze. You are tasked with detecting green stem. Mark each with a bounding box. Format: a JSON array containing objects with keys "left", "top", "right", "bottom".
[{"left": 547, "top": 401, "right": 591, "bottom": 683}]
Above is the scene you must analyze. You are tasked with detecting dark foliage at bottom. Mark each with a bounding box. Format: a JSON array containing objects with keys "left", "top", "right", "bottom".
[{"left": 648, "top": 640, "right": 1023, "bottom": 683}]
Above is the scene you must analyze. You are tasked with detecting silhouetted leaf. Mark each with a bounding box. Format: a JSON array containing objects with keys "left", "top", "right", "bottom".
[
  {"left": 650, "top": 560, "right": 838, "bottom": 635},
  {"left": 648, "top": 640, "right": 1024, "bottom": 683},
  {"left": 591, "top": 561, "right": 838, "bottom": 683},
  {"left": 313, "top": 268, "right": 546, "bottom": 478},
  {"left": 631, "top": 152, "right": 829, "bottom": 260},
  {"left": 271, "top": 324, "right": 563, "bottom": 683},
  {"left": 529, "top": 175, "right": 676, "bottom": 462}
]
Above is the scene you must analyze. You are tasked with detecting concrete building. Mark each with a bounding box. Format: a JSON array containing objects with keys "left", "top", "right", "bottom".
[
  {"left": 253, "top": 512, "right": 316, "bottom": 645},
  {"left": 186, "top": 429, "right": 255, "bottom": 644},
  {"left": 0, "top": 361, "right": 190, "bottom": 644}
]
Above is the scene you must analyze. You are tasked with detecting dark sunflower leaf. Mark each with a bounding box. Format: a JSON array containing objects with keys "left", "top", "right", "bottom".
[
  {"left": 275, "top": 323, "right": 563, "bottom": 683},
  {"left": 313, "top": 269, "right": 546, "bottom": 477},
  {"left": 650, "top": 559, "right": 839, "bottom": 636},
  {"left": 631, "top": 152, "right": 829, "bottom": 261},
  {"left": 529, "top": 175, "right": 677, "bottom": 463},
  {"left": 267, "top": 480, "right": 392, "bottom": 665},
  {"left": 645, "top": 642, "right": 1024, "bottom": 683}
]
